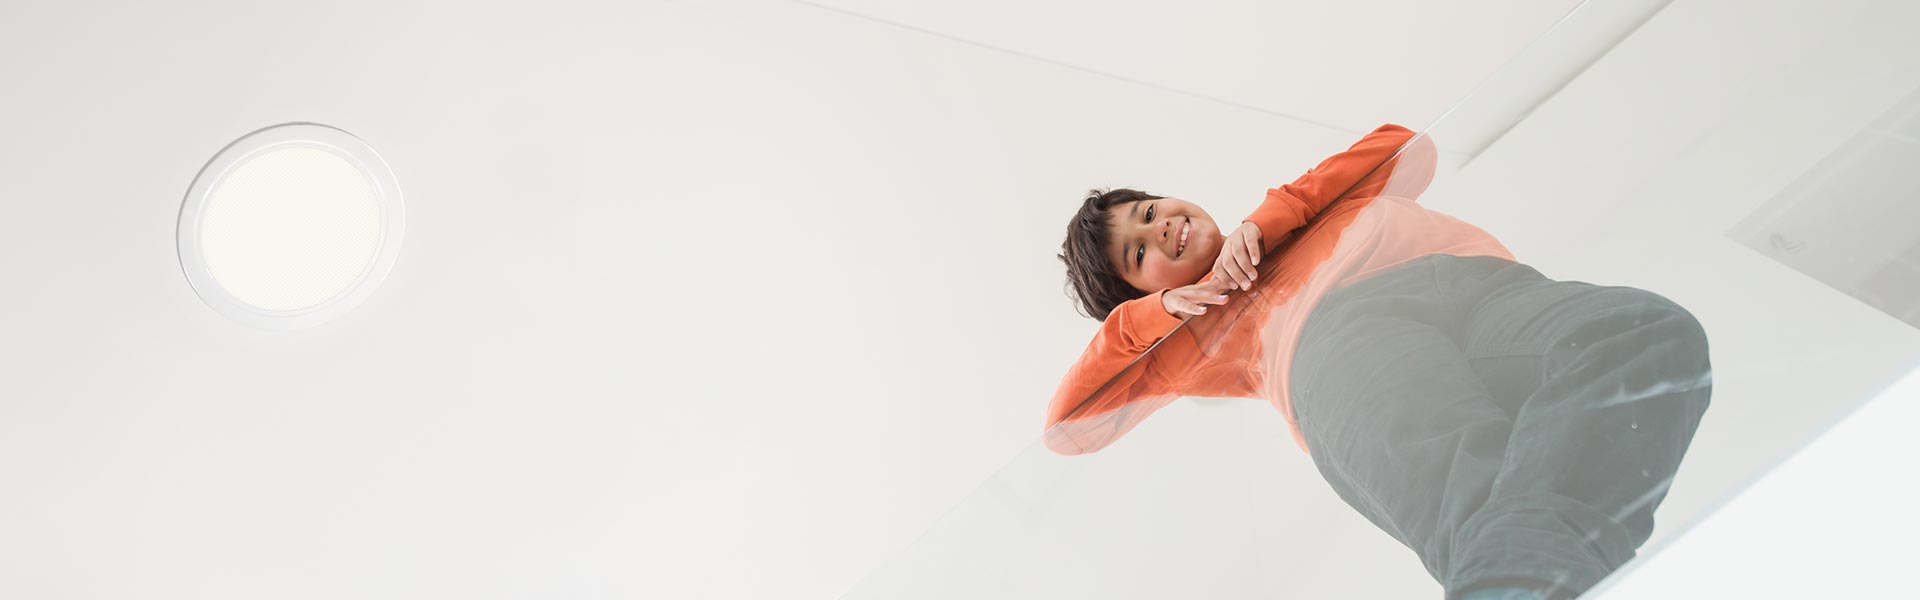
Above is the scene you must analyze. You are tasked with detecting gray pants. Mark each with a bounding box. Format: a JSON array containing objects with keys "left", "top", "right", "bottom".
[{"left": 1290, "top": 254, "right": 1712, "bottom": 599}]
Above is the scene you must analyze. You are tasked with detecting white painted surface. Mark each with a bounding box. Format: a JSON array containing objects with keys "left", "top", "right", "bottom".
[
  {"left": 2, "top": 0, "right": 1917, "bottom": 598},
  {"left": 1588, "top": 365, "right": 1920, "bottom": 598},
  {"left": 0, "top": 2, "right": 1546, "bottom": 598},
  {"left": 794, "top": 0, "right": 1588, "bottom": 134}
]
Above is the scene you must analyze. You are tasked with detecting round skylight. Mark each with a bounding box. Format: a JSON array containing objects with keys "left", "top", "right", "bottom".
[{"left": 177, "top": 123, "right": 405, "bottom": 330}]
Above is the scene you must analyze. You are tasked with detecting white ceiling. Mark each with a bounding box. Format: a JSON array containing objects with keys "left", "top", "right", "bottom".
[
  {"left": 791, "top": 0, "right": 1588, "bottom": 133},
  {"left": 3, "top": 0, "right": 1912, "bottom": 599}
]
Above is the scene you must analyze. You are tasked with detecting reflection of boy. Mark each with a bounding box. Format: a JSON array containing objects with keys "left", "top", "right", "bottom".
[
  {"left": 1049, "top": 125, "right": 1712, "bottom": 600},
  {"left": 1049, "top": 124, "right": 1471, "bottom": 456}
]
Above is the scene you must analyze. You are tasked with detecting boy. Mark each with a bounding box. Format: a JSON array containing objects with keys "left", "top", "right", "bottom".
[{"left": 1047, "top": 125, "right": 1712, "bottom": 600}]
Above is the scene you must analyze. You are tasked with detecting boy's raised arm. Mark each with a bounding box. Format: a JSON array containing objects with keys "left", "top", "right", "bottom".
[
  {"left": 1240, "top": 124, "right": 1419, "bottom": 247},
  {"left": 1042, "top": 291, "right": 1201, "bottom": 455}
]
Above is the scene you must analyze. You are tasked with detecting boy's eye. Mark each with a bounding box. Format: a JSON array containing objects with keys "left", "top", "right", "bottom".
[{"left": 1136, "top": 204, "right": 1154, "bottom": 268}]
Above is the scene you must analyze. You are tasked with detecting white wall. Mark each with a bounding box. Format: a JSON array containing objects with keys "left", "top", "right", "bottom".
[{"left": 0, "top": 1, "right": 1588, "bottom": 598}]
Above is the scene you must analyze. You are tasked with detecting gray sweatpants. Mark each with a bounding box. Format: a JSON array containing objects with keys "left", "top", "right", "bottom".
[{"left": 1290, "top": 254, "right": 1712, "bottom": 599}]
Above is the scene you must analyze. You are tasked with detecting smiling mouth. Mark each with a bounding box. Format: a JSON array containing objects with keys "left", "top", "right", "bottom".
[{"left": 1177, "top": 219, "right": 1190, "bottom": 257}]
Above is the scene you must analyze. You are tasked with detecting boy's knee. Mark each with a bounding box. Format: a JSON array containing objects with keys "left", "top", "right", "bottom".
[
  {"left": 1626, "top": 289, "right": 1714, "bottom": 418},
  {"left": 1619, "top": 289, "right": 1709, "bottom": 354}
]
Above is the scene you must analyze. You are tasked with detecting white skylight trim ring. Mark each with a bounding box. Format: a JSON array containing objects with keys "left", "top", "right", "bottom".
[{"left": 177, "top": 122, "right": 406, "bottom": 330}]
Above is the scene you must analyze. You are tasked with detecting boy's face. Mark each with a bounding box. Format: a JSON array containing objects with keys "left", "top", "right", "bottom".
[{"left": 1106, "top": 197, "right": 1223, "bottom": 294}]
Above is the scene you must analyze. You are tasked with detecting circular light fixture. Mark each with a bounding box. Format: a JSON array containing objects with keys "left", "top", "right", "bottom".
[{"left": 177, "top": 123, "right": 405, "bottom": 330}]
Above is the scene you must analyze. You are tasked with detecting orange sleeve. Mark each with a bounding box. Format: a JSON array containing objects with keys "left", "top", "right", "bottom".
[
  {"left": 1241, "top": 124, "right": 1420, "bottom": 250},
  {"left": 1349, "top": 129, "right": 1438, "bottom": 203},
  {"left": 1043, "top": 290, "right": 1204, "bottom": 455}
]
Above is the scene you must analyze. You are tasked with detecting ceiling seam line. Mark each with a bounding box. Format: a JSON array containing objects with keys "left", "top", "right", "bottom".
[{"left": 785, "top": 0, "right": 1366, "bottom": 137}]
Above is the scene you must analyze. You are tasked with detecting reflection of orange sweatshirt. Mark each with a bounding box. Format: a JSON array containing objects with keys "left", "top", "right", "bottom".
[{"left": 1044, "top": 124, "right": 1515, "bottom": 456}]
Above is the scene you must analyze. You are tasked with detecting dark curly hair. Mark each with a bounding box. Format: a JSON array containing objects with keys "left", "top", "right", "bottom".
[{"left": 1059, "top": 187, "right": 1165, "bottom": 321}]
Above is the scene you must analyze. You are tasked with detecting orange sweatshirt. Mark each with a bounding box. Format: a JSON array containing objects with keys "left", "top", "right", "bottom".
[{"left": 1043, "top": 124, "right": 1515, "bottom": 456}]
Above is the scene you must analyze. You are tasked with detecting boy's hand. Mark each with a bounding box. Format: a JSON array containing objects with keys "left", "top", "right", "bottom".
[
  {"left": 1162, "top": 276, "right": 1235, "bottom": 319},
  {"left": 1214, "top": 221, "right": 1265, "bottom": 290}
]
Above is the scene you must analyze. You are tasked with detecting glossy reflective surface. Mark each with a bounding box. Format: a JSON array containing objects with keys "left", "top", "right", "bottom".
[{"left": 845, "top": 0, "right": 1920, "bottom": 597}]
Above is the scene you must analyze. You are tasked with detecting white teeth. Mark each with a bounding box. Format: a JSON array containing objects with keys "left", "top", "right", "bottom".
[{"left": 1178, "top": 222, "right": 1189, "bottom": 256}]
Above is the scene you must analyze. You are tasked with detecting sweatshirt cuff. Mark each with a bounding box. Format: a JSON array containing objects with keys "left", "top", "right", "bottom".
[
  {"left": 1125, "top": 289, "right": 1186, "bottom": 335},
  {"left": 1241, "top": 190, "right": 1309, "bottom": 250},
  {"left": 1244, "top": 203, "right": 1305, "bottom": 255}
]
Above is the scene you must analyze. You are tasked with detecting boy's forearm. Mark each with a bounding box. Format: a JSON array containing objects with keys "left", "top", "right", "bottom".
[{"left": 1243, "top": 124, "right": 1417, "bottom": 239}]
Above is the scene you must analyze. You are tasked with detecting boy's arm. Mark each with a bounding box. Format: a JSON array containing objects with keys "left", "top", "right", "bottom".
[
  {"left": 1042, "top": 290, "right": 1202, "bottom": 455},
  {"left": 1240, "top": 124, "right": 1421, "bottom": 248},
  {"left": 1365, "top": 129, "right": 1438, "bottom": 202}
]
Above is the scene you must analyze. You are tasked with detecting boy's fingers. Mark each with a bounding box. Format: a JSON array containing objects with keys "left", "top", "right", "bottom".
[
  {"left": 1202, "top": 277, "right": 1233, "bottom": 295},
  {"left": 1241, "top": 243, "right": 1258, "bottom": 279},
  {"left": 1180, "top": 290, "right": 1226, "bottom": 310},
  {"left": 1246, "top": 234, "right": 1262, "bottom": 267},
  {"left": 1229, "top": 248, "right": 1251, "bottom": 288}
]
